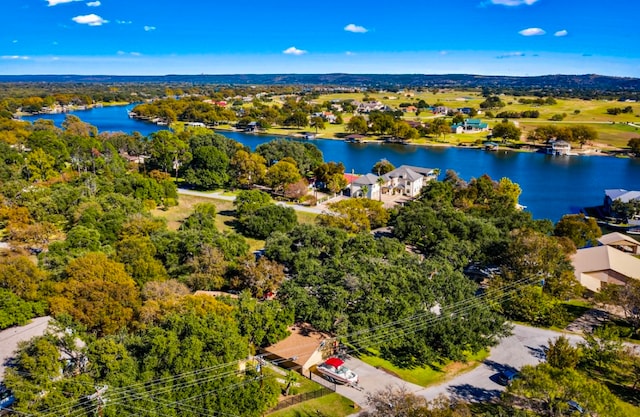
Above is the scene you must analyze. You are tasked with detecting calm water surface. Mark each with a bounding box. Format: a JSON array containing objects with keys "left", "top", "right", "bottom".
[{"left": 21, "top": 106, "right": 640, "bottom": 221}]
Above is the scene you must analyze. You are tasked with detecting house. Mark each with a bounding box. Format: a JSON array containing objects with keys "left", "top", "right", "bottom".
[
  {"left": 598, "top": 232, "right": 640, "bottom": 255},
  {"left": 450, "top": 119, "right": 489, "bottom": 134},
  {"left": 261, "top": 324, "right": 331, "bottom": 375},
  {"left": 571, "top": 245, "right": 640, "bottom": 292},
  {"left": 433, "top": 106, "right": 449, "bottom": 115},
  {"left": 348, "top": 173, "right": 381, "bottom": 199},
  {"left": 382, "top": 165, "right": 438, "bottom": 197},
  {"left": 603, "top": 189, "right": 640, "bottom": 217},
  {"left": 546, "top": 139, "right": 572, "bottom": 156},
  {"left": 402, "top": 105, "right": 417, "bottom": 113}
]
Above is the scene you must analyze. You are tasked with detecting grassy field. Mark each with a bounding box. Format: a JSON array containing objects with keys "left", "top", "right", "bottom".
[
  {"left": 266, "top": 393, "right": 356, "bottom": 417},
  {"left": 357, "top": 349, "right": 488, "bottom": 387},
  {"left": 151, "top": 194, "right": 318, "bottom": 252}
]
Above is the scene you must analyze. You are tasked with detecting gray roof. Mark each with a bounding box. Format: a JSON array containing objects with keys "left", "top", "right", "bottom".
[
  {"left": 384, "top": 165, "right": 435, "bottom": 181},
  {"left": 352, "top": 173, "right": 380, "bottom": 186},
  {"left": 605, "top": 189, "right": 640, "bottom": 203}
]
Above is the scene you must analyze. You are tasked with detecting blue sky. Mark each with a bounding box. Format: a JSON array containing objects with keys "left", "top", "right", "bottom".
[{"left": 1, "top": 0, "right": 639, "bottom": 76}]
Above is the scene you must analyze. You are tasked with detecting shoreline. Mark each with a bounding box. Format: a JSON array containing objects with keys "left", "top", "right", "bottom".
[{"left": 19, "top": 105, "right": 631, "bottom": 158}]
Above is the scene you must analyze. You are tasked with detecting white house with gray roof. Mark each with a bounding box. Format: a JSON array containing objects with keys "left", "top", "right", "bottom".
[{"left": 348, "top": 165, "right": 438, "bottom": 200}]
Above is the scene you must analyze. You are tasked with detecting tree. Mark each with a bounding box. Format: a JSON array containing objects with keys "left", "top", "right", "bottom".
[
  {"left": 568, "top": 124, "right": 597, "bottom": 148},
  {"left": 284, "top": 178, "right": 309, "bottom": 200},
  {"left": 148, "top": 130, "right": 190, "bottom": 177},
  {"left": 372, "top": 159, "right": 395, "bottom": 175},
  {"left": 314, "top": 161, "right": 345, "bottom": 185},
  {"left": 318, "top": 198, "right": 389, "bottom": 233},
  {"left": 597, "top": 281, "right": 640, "bottom": 333},
  {"left": 26, "top": 148, "right": 57, "bottom": 181},
  {"left": 479, "top": 96, "right": 506, "bottom": 109},
  {"left": 234, "top": 189, "right": 271, "bottom": 216},
  {"left": 229, "top": 149, "right": 267, "bottom": 188},
  {"left": 507, "top": 363, "right": 624, "bottom": 417},
  {"left": 546, "top": 336, "right": 581, "bottom": 370},
  {"left": 182, "top": 145, "right": 229, "bottom": 189},
  {"left": 628, "top": 137, "right": 640, "bottom": 155},
  {"left": 49, "top": 252, "right": 140, "bottom": 335},
  {"left": 346, "top": 115, "right": 368, "bottom": 135},
  {"left": 327, "top": 173, "right": 348, "bottom": 194},
  {"left": 239, "top": 204, "right": 298, "bottom": 239},
  {"left": 309, "top": 116, "right": 326, "bottom": 134},
  {"left": 491, "top": 121, "right": 522, "bottom": 142},
  {"left": 233, "top": 257, "right": 286, "bottom": 298},
  {"left": 429, "top": 118, "right": 450, "bottom": 141},
  {"left": 283, "top": 111, "right": 309, "bottom": 128},
  {"left": 361, "top": 386, "right": 471, "bottom": 417},
  {"left": 265, "top": 160, "right": 302, "bottom": 193},
  {"left": 553, "top": 214, "right": 602, "bottom": 249}
]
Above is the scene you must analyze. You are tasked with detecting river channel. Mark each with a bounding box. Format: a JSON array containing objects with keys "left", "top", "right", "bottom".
[{"left": 20, "top": 105, "right": 640, "bottom": 222}]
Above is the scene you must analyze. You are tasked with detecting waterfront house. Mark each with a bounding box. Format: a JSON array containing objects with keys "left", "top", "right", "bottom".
[
  {"left": 546, "top": 139, "right": 572, "bottom": 156},
  {"left": 571, "top": 245, "right": 640, "bottom": 292},
  {"left": 450, "top": 118, "right": 489, "bottom": 134},
  {"left": 348, "top": 173, "right": 381, "bottom": 199},
  {"left": 603, "top": 189, "right": 640, "bottom": 217},
  {"left": 349, "top": 165, "right": 438, "bottom": 200},
  {"left": 598, "top": 232, "right": 640, "bottom": 255}
]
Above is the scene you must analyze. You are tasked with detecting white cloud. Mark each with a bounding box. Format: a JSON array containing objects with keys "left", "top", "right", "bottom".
[
  {"left": 46, "top": 0, "right": 82, "bottom": 6},
  {"left": 519, "top": 27, "right": 546, "bottom": 36},
  {"left": 554, "top": 29, "right": 568, "bottom": 37},
  {"left": 117, "top": 51, "right": 141, "bottom": 56},
  {"left": 87, "top": 1, "right": 101, "bottom": 6},
  {"left": 344, "top": 23, "right": 368, "bottom": 33},
  {"left": 116, "top": 20, "right": 132, "bottom": 24},
  {"left": 345, "top": 51, "right": 354, "bottom": 56},
  {"left": 12, "top": 40, "right": 18, "bottom": 43},
  {"left": 72, "top": 14, "right": 108, "bottom": 26},
  {"left": 1, "top": 55, "right": 30, "bottom": 60},
  {"left": 130, "top": 52, "right": 141, "bottom": 56},
  {"left": 496, "top": 52, "right": 525, "bottom": 59},
  {"left": 489, "top": 0, "right": 538, "bottom": 5},
  {"left": 144, "top": 26, "right": 156, "bottom": 31},
  {"left": 283, "top": 46, "right": 307, "bottom": 56},
  {"left": 440, "top": 50, "right": 448, "bottom": 55}
]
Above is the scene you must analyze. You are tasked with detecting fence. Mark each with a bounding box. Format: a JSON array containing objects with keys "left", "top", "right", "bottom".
[{"left": 268, "top": 387, "right": 334, "bottom": 413}]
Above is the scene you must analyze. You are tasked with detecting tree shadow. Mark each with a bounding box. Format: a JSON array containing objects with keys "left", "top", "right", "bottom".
[
  {"left": 483, "top": 360, "right": 518, "bottom": 375},
  {"left": 525, "top": 344, "right": 547, "bottom": 361},
  {"left": 447, "top": 383, "right": 503, "bottom": 403}
]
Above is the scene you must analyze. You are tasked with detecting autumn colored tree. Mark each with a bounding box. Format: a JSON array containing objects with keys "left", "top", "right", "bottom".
[
  {"left": 265, "top": 159, "right": 302, "bottom": 193},
  {"left": 229, "top": 149, "right": 267, "bottom": 187},
  {"left": 50, "top": 252, "right": 140, "bottom": 335},
  {"left": 233, "top": 257, "right": 286, "bottom": 298}
]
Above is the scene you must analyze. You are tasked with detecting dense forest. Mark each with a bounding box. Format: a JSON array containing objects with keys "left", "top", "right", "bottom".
[{"left": 1, "top": 98, "right": 639, "bottom": 416}]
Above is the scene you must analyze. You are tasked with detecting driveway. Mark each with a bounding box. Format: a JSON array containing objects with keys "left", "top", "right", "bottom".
[
  {"left": 0, "top": 316, "right": 51, "bottom": 380},
  {"left": 343, "top": 324, "right": 585, "bottom": 414}
]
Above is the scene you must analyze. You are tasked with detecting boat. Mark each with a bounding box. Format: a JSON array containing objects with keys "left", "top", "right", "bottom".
[
  {"left": 316, "top": 357, "right": 359, "bottom": 385},
  {"left": 0, "top": 385, "right": 15, "bottom": 411},
  {"left": 628, "top": 228, "right": 640, "bottom": 235}
]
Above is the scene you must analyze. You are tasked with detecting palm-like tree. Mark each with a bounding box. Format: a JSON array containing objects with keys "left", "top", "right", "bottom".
[
  {"left": 376, "top": 176, "right": 385, "bottom": 201},
  {"left": 360, "top": 185, "right": 369, "bottom": 198}
]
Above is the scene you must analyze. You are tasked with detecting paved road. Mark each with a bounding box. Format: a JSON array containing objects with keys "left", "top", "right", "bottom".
[
  {"left": 0, "top": 316, "right": 51, "bottom": 380},
  {"left": 177, "top": 188, "right": 329, "bottom": 214},
  {"left": 341, "top": 324, "right": 585, "bottom": 414}
]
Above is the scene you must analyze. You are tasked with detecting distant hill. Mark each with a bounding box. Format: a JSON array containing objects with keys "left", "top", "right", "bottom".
[{"left": 1, "top": 73, "right": 639, "bottom": 91}]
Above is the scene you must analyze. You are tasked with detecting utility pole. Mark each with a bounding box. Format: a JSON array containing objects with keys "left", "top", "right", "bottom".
[{"left": 87, "top": 385, "right": 108, "bottom": 417}]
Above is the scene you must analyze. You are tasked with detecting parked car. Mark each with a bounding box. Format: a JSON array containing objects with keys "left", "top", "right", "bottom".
[
  {"left": 0, "top": 385, "right": 16, "bottom": 411},
  {"left": 496, "top": 369, "right": 519, "bottom": 386},
  {"left": 567, "top": 400, "right": 584, "bottom": 414}
]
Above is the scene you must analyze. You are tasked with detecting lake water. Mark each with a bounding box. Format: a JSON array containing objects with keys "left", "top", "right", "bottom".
[{"left": 21, "top": 106, "right": 640, "bottom": 222}]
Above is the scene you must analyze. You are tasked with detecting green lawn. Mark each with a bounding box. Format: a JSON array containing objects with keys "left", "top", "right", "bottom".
[
  {"left": 266, "top": 393, "right": 357, "bottom": 417},
  {"left": 152, "top": 193, "right": 318, "bottom": 252},
  {"left": 357, "top": 349, "right": 488, "bottom": 387}
]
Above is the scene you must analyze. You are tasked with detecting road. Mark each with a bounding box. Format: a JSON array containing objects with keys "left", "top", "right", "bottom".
[
  {"left": 340, "top": 324, "right": 587, "bottom": 414},
  {"left": 0, "top": 316, "right": 51, "bottom": 380},
  {"left": 177, "top": 188, "right": 330, "bottom": 214}
]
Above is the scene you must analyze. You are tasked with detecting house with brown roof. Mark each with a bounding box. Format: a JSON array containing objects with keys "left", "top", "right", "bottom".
[{"left": 261, "top": 324, "right": 331, "bottom": 374}]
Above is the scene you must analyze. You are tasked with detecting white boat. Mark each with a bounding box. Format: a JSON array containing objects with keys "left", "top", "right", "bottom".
[{"left": 317, "top": 357, "right": 358, "bottom": 384}]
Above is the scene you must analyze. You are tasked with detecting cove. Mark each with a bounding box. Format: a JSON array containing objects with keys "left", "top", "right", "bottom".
[{"left": 21, "top": 106, "right": 640, "bottom": 222}]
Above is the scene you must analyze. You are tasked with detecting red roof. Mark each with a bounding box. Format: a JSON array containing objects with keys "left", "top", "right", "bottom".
[
  {"left": 343, "top": 173, "right": 359, "bottom": 184},
  {"left": 324, "top": 357, "right": 344, "bottom": 368}
]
